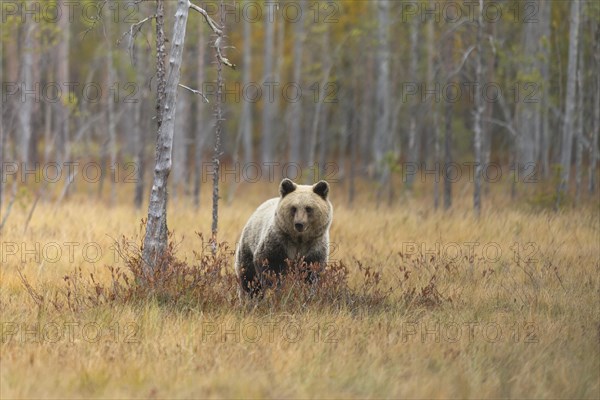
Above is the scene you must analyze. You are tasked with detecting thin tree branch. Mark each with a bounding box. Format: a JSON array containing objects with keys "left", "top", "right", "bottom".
[
  {"left": 179, "top": 83, "right": 209, "bottom": 103},
  {"left": 439, "top": 18, "right": 474, "bottom": 41},
  {"left": 483, "top": 117, "right": 519, "bottom": 138},
  {"left": 189, "top": 1, "right": 222, "bottom": 35},
  {"left": 81, "top": 0, "right": 108, "bottom": 41},
  {"left": 448, "top": 45, "right": 476, "bottom": 79},
  {"left": 189, "top": 1, "right": 236, "bottom": 69},
  {"left": 119, "top": 14, "right": 156, "bottom": 45},
  {"left": 118, "top": 14, "right": 157, "bottom": 64},
  {"left": 214, "top": 36, "right": 236, "bottom": 69}
]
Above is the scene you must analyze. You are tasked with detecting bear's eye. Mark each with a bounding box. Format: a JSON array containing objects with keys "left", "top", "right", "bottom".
[
  {"left": 291, "top": 206, "right": 297, "bottom": 214},
  {"left": 305, "top": 206, "right": 313, "bottom": 213}
]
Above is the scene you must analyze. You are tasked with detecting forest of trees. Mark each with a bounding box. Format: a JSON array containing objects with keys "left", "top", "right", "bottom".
[{"left": 1, "top": 0, "right": 599, "bottom": 214}]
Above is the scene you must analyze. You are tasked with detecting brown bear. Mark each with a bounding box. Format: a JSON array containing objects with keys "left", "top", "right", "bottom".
[{"left": 234, "top": 178, "right": 333, "bottom": 297}]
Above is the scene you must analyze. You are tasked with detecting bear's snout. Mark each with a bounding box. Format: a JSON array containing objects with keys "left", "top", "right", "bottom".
[{"left": 294, "top": 223, "right": 305, "bottom": 232}]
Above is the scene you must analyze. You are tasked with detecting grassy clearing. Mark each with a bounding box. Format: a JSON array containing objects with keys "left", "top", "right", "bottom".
[{"left": 1, "top": 181, "right": 599, "bottom": 398}]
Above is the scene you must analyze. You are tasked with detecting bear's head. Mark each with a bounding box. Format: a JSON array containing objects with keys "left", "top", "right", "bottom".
[{"left": 276, "top": 178, "right": 332, "bottom": 240}]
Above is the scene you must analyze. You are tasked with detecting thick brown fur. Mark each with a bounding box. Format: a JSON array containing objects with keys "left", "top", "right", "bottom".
[{"left": 234, "top": 179, "right": 333, "bottom": 297}]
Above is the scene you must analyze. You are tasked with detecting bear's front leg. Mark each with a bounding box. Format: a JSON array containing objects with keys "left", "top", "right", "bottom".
[
  {"left": 254, "top": 240, "right": 288, "bottom": 291},
  {"left": 236, "top": 243, "right": 260, "bottom": 297},
  {"left": 302, "top": 244, "right": 328, "bottom": 284}
]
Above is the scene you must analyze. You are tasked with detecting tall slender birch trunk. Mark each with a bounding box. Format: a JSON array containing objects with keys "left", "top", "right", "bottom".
[
  {"left": 142, "top": 0, "right": 189, "bottom": 272},
  {"left": 557, "top": 0, "right": 580, "bottom": 207},
  {"left": 472, "top": 0, "right": 485, "bottom": 216},
  {"left": 589, "top": 22, "right": 600, "bottom": 194},
  {"left": 406, "top": 13, "right": 419, "bottom": 190},
  {"left": 261, "top": 9, "right": 275, "bottom": 164},
  {"left": 193, "top": 22, "right": 206, "bottom": 209},
  {"left": 289, "top": 0, "right": 305, "bottom": 165}
]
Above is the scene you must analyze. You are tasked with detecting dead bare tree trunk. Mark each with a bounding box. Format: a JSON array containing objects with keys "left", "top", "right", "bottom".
[
  {"left": 482, "top": 21, "right": 496, "bottom": 198},
  {"left": 589, "top": 21, "right": 600, "bottom": 195},
  {"left": 406, "top": 13, "right": 420, "bottom": 191},
  {"left": 348, "top": 127, "right": 358, "bottom": 205},
  {"left": 289, "top": 0, "right": 305, "bottom": 165},
  {"left": 142, "top": 0, "right": 189, "bottom": 272},
  {"left": 186, "top": 1, "right": 234, "bottom": 219},
  {"left": 107, "top": 21, "right": 118, "bottom": 206},
  {"left": 307, "top": 77, "right": 324, "bottom": 174},
  {"left": 44, "top": 75, "right": 53, "bottom": 164},
  {"left": 317, "top": 26, "right": 332, "bottom": 179},
  {"left": 173, "top": 89, "right": 190, "bottom": 202},
  {"left": 557, "top": 0, "right": 580, "bottom": 207},
  {"left": 19, "top": 21, "right": 34, "bottom": 166},
  {"left": 275, "top": 3, "right": 285, "bottom": 162},
  {"left": 338, "top": 85, "right": 354, "bottom": 181},
  {"left": 313, "top": 28, "right": 332, "bottom": 180},
  {"left": 155, "top": 0, "right": 167, "bottom": 140},
  {"left": 539, "top": 0, "right": 552, "bottom": 178},
  {"left": 432, "top": 109, "right": 440, "bottom": 209},
  {"left": 56, "top": 0, "right": 70, "bottom": 167},
  {"left": 4, "top": 23, "right": 18, "bottom": 195},
  {"left": 193, "top": 22, "right": 206, "bottom": 209},
  {"left": 239, "top": 3, "right": 253, "bottom": 165},
  {"left": 307, "top": 26, "right": 338, "bottom": 181},
  {"left": 516, "top": 24, "right": 539, "bottom": 172},
  {"left": 211, "top": 2, "right": 228, "bottom": 252},
  {"left": 473, "top": 0, "right": 485, "bottom": 216},
  {"left": 427, "top": 13, "right": 439, "bottom": 209},
  {"left": 516, "top": 11, "right": 540, "bottom": 181},
  {"left": 261, "top": 8, "right": 276, "bottom": 164},
  {"left": 443, "top": 31, "right": 454, "bottom": 211},
  {"left": 133, "top": 32, "right": 150, "bottom": 210},
  {"left": 2, "top": 22, "right": 17, "bottom": 208},
  {"left": 227, "top": 2, "right": 252, "bottom": 203},
  {"left": 348, "top": 74, "right": 360, "bottom": 206},
  {"left": 0, "top": 24, "right": 4, "bottom": 216},
  {"left": 374, "top": 0, "right": 391, "bottom": 206},
  {"left": 575, "top": 35, "right": 584, "bottom": 205},
  {"left": 444, "top": 100, "right": 453, "bottom": 210},
  {"left": 360, "top": 43, "right": 374, "bottom": 168},
  {"left": 133, "top": 98, "right": 145, "bottom": 209}
]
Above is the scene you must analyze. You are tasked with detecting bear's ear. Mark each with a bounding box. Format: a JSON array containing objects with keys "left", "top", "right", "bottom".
[
  {"left": 280, "top": 178, "right": 297, "bottom": 198},
  {"left": 312, "top": 180, "right": 329, "bottom": 199}
]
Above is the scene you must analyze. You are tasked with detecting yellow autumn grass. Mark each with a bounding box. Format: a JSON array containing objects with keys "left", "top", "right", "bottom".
[{"left": 0, "top": 179, "right": 598, "bottom": 398}]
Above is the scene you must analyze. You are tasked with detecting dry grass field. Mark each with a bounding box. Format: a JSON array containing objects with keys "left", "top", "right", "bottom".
[{"left": 1, "top": 180, "right": 599, "bottom": 398}]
